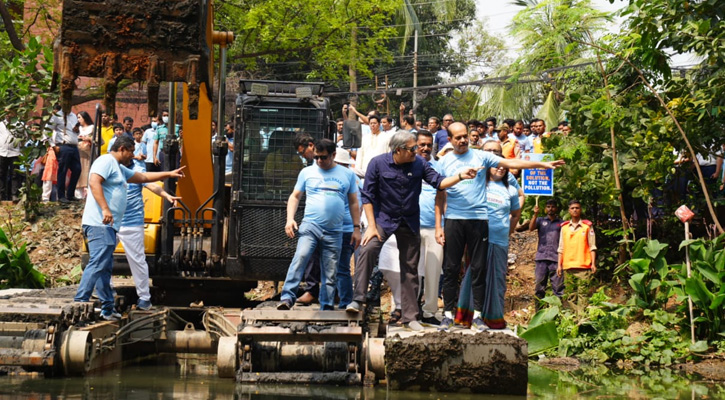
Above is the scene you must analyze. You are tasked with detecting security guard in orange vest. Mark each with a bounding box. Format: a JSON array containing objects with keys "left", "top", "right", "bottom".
[{"left": 556, "top": 200, "right": 596, "bottom": 310}]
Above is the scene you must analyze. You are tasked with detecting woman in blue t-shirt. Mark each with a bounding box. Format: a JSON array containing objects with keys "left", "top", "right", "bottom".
[{"left": 476, "top": 154, "right": 521, "bottom": 331}]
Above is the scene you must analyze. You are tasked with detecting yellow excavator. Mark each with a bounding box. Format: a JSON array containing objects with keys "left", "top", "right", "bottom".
[
  {"left": 58, "top": 0, "right": 341, "bottom": 304},
  {"left": 49, "top": 0, "right": 377, "bottom": 384},
  {"left": 0, "top": 1, "right": 528, "bottom": 391}
]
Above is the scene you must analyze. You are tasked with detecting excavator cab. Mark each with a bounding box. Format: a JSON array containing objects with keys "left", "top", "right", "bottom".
[{"left": 225, "top": 80, "right": 334, "bottom": 282}]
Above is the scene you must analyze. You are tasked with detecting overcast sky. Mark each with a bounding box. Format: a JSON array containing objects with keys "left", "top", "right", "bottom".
[{"left": 473, "top": 0, "right": 696, "bottom": 68}]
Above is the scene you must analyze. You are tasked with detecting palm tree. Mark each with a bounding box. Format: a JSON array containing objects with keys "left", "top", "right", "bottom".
[{"left": 473, "top": 0, "right": 610, "bottom": 121}]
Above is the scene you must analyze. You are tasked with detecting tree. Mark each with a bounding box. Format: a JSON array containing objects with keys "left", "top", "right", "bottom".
[
  {"left": 0, "top": 37, "right": 58, "bottom": 221},
  {"left": 216, "top": 0, "right": 399, "bottom": 83}
]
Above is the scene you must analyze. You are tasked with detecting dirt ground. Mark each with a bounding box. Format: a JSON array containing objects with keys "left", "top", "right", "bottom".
[{"left": 0, "top": 202, "right": 84, "bottom": 287}]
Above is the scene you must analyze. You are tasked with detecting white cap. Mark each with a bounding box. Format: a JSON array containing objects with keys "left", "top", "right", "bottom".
[{"left": 334, "top": 148, "right": 352, "bottom": 165}]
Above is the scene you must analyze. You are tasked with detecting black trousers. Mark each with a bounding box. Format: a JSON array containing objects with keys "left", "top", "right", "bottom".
[
  {"left": 56, "top": 144, "right": 81, "bottom": 200},
  {"left": 442, "top": 219, "right": 489, "bottom": 312},
  {"left": 353, "top": 222, "right": 420, "bottom": 323},
  {"left": 145, "top": 162, "right": 160, "bottom": 172},
  {"left": 0, "top": 156, "right": 19, "bottom": 200}
]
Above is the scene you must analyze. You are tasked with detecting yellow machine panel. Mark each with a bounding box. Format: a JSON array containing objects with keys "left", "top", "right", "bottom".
[
  {"left": 113, "top": 224, "right": 160, "bottom": 254},
  {"left": 178, "top": 82, "right": 214, "bottom": 215}
]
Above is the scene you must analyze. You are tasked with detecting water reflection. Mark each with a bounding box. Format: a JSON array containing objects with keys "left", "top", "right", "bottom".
[
  {"left": 0, "top": 362, "right": 723, "bottom": 399},
  {"left": 529, "top": 362, "right": 725, "bottom": 399}
]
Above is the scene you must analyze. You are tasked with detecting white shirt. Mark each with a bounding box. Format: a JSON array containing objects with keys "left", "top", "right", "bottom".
[
  {"left": 48, "top": 111, "right": 79, "bottom": 145},
  {"left": 356, "top": 130, "right": 394, "bottom": 175},
  {"left": 0, "top": 121, "right": 21, "bottom": 157},
  {"left": 78, "top": 124, "right": 94, "bottom": 140}
]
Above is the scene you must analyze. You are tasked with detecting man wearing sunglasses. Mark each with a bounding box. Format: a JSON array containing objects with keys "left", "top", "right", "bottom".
[
  {"left": 347, "top": 130, "right": 479, "bottom": 331},
  {"left": 278, "top": 139, "right": 362, "bottom": 311}
]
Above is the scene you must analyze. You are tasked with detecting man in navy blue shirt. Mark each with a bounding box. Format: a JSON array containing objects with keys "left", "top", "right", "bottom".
[
  {"left": 347, "top": 130, "right": 477, "bottom": 331},
  {"left": 529, "top": 199, "right": 564, "bottom": 304}
]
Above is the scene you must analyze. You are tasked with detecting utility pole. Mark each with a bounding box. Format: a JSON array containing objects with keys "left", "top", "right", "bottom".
[
  {"left": 412, "top": 29, "right": 418, "bottom": 119},
  {"left": 349, "top": 26, "right": 358, "bottom": 106}
]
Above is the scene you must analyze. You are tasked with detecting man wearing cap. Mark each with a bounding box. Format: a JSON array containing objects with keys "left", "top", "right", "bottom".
[{"left": 331, "top": 148, "right": 360, "bottom": 308}]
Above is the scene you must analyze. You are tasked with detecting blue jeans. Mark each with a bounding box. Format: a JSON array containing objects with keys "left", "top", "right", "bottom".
[
  {"left": 336, "top": 231, "right": 354, "bottom": 308},
  {"left": 281, "top": 222, "right": 342, "bottom": 310},
  {"left": 74, "top": 225, "right": 117, "bottom": 314}
]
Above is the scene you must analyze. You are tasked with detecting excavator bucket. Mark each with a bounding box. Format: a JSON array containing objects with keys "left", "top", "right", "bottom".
[{"left": 57, "top": 0, "right": 213, "bottom": 119}]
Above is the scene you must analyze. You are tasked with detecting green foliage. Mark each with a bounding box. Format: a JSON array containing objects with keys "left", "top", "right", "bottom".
[
  {"left": 553, "top": 289, "right": 692, "bottom": 366},
  {"left": 0, "top": 226, "right": 45, "bottom": 289},
  {"left": 54, "top": 264, "right": 83, "bottom": 286},
  {"left": 623, "top": 239, "right": 672, "bottom": 309},
  {"left": 677, "top": 234, "right": 725, "bottom": 341},
  {"left": 0, "top": 36, "right": 57, "bottom": 221},
  {"left": 521, "top": 236, "right": 725, "bottom": 366},
  {"left": 216, "top": 0, "right": 400, "bottom": 82}
]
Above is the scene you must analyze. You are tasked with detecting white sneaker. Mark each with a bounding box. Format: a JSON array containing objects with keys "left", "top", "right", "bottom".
[
  {"left": 101, "top": 311, "right": 122, "bottom": 321},
  {"left": 405, "top": 321, "right": 425, "bottom": 331},
  {"left": 346, "top": 301, "right": 361, "bottom": 313}
]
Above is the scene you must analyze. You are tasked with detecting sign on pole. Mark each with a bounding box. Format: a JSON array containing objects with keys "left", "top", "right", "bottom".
[{"left": 521, "top": 153, "right": 554, "bottom": 196}]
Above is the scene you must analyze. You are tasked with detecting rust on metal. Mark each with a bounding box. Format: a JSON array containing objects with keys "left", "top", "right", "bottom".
[{"left": 58, "top": 0, "right": 214, "bottom": 119}]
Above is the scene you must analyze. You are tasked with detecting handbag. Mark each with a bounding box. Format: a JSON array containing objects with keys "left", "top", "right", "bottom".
[{"left": 78, "top": 140, "right": 91, "bottom": 151}]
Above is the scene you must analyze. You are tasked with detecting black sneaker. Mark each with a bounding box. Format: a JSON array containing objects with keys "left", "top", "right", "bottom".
[
  {"left": 421, "top": 315, "right": 441, "bottom": 325},
  {"left": 277, "top": 299, "right": 293, "bottom": 310}
]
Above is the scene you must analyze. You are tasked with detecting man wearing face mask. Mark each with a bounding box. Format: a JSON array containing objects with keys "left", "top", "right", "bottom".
[
  {"left": 153, "top": 110, "right": 179, "bottom": 170},
  {"left": 142, "top": 115, "right": 160, "bottom": 172}
]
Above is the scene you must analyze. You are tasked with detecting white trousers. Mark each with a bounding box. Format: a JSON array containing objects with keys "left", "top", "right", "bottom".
[
  {"left": 116, "top": 225, "right": 151, "bottom": 301},
  {"left": 42, "top": 181, "right": 53, "bottom": 201},
  {"left": 378, "top": 234, "right": 402, "bottom": 311},
  {"left": 418, "top": 227, "right": 444, "bottom": 318}
]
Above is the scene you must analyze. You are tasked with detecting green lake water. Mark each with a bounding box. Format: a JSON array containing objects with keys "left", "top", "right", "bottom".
[{"left": 0, "top": 362, "right": 723, "bottom": 399}]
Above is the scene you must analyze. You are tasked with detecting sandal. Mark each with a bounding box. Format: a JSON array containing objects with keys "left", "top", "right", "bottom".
[{"left": 388, "top": 309, "right": 402, "bottom": 325}]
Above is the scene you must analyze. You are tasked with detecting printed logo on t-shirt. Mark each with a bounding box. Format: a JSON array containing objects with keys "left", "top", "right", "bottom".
[{"left": 487, "top": 191, "right": 506, "bottom": 206}]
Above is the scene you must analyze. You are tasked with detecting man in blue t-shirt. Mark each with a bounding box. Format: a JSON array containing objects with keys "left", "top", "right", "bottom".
[
  {"left": 510, "top": 120, "right": 533, "bottom": 154},
  {"left": 117, "top": 161, "right": 181, "bottom": 311},
  {"left": 278, "top": 139, "right": 362, "bottom": 311},
  {"left": 74, "top": 136, "right": 186, "bottom": 321},
  {"left": 435, "top": 122, "right": 564, "bottom": 332},
  {"left": 415, "top": 130, "right": 445, "bottom": 324}
]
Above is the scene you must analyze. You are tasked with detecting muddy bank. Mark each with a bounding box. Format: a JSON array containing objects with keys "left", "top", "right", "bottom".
[
  {"left": 384, "top": 331, "right": 527, "bottom": 394},
  {"left": 674, "top": 359, "right": 725, "bottom": 381}
]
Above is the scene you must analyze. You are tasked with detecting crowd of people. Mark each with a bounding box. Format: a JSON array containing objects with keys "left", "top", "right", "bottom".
[
  {"left": 6, "top": 100, "right": 713, "bottom": 330},
  {"left": 276, "top": 104, "right": 605, "bottom": 333},
  {"left": 0, "top": 107, "right": 188, "bottom": 205}
]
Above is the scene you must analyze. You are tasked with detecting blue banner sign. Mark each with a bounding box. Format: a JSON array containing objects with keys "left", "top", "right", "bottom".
[{"left": 521, "top": 153, "right": 554, "bottom": 196}]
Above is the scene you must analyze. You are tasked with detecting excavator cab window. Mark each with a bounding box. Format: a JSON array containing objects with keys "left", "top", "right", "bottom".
[
  {"left": 230, "top": 86, "right": 333, "bottom": 282},
  {"left": 238, "top": 106, "right": 326, "bottom": 202}
]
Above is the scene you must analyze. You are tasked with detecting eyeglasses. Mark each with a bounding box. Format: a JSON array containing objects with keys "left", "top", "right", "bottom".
[
  {"left": 314, "top": 155, "right": 329, "bottom": 160},
  {"left": 483, "top": 149, "right": 502, "bottom": 156},
  {"left": 401, "top": 145, "right": 418, "bottom": 152}
]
